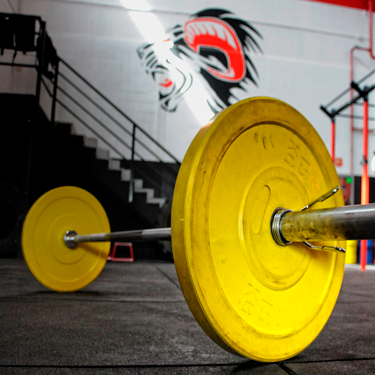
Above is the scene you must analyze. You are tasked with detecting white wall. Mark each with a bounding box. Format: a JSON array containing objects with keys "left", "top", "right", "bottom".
[
  {"left": 1, "top": 0, "right": 375, "bottom": 175},
  {"left": 0, "top": 0, "right": 19, "bottom": 13}
]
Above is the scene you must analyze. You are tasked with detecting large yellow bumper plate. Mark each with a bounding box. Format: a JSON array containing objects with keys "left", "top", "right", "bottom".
[{"left": 171, "top": 97, "right": 345, "bottom": 362}]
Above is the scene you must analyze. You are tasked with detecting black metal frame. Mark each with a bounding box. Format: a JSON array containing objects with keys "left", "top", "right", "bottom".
[
  {"left": 0, "top": 12, "right": 180, "bottom": 206},
  {"left": 320, "top": 67, "right": 375, "bottom": 121},
  {"left": 320, "top": 66, "right": 375, "bottom": 207}
]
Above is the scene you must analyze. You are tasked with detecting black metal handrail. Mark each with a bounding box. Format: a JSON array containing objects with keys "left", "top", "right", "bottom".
[
  {"left": 0, "top": 12, "right": 180, "bottom": 205},
  {"left": 57, "top": 71, "right": 179, "bottom": 178},
  {"left": 58, "top": 58, "right": 180, "bottom": 165},
  {"left": 54, "top": 60, "right": 180, "bottom": 199}
]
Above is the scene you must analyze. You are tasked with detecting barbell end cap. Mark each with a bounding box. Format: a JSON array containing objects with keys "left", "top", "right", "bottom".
[
  {"left": 270, "top": 208, "right": 293, "bottom": 246},
  {"left": 64, "top": 230, "right": 78, "bottom": 249}
]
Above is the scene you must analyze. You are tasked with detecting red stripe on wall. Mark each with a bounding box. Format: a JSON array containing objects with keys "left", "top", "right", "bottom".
[{"left": 306, "top": 0, "right": 373, "bottom": 10}]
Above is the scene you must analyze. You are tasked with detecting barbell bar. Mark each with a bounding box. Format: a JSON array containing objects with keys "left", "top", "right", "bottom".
[
  {"left": 64, "top": 199, "right": 375, "bottom": 249},
  {"left": 21, "top": 97, "right": 371, "bottom": 363},
  {"left": 64, "top": 227, "right": 172, "bottom": 248}
]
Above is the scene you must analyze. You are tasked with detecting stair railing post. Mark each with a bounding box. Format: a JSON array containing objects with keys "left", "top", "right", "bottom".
[
  {"left": 51, "top": 59, "right": 59, "bottom": 125},
  {"left": 35, "top": 20, "right": 47, "bottom": 107},
  {"left": 129, "top": 123, "right": 136, "bottom": 203},
  {"left": 22, "top": 20, "right": 47, "bottom": 218}
]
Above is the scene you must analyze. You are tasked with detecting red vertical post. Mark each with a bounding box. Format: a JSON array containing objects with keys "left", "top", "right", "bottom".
[
  {"left": 331, "top": 119, "right": 335, "bottom": 161},
  {"left": 360, "top": 98, "right": 369, "bottom": 271}
]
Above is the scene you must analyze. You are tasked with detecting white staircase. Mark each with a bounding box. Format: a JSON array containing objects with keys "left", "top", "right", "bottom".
[{"left": 82, "top": 133, "right": 167, "bottom": 209}]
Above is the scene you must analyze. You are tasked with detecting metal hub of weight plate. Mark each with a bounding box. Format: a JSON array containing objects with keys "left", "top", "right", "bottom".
[
  {"left": 171, "top": 97, "right": 346, "bottom": 362},
  {"left": 22, "top": 186, "right": 110, "bottom": 292}
]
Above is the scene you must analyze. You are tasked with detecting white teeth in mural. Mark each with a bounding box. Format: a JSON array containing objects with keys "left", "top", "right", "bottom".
[
  {"left": 205, "top": 23, "right": 216, "bottom": 36},
  {"left": 186, "top": 21, "right": 237, "bottom": 50}
]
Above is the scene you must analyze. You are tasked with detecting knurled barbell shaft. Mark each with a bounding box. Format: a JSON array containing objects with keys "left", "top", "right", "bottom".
[
  {"left": 280, "top": 203, "right": 375, "bottom": 243},
  {"left": 65, "top": 228, "right": 171, "bottom": 247}
]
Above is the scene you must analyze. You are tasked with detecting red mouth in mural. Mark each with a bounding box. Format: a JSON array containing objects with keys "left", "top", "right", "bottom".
[
  {"left": 184, "top": 17, "right": 246, "bottom": 82},
  {"left": 137, "top": 8, "right": 262, "bottom": 113},
  {"left": 160, "top": 78, "right": 173, "bottom": 87}
]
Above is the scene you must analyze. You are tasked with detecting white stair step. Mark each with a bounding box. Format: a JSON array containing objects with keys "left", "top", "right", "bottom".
[
  {"left": 108, "top": 159, "right": 121, "bottom": 171},
  {"left": 120, "top": 171, "right": 166, "bottom": 207},
  {"left": 147, "top": 197, "right": 166, "bottom": 208},
  {"left": 83, "top": 137, "right": 97, "bottom": 148},
  {"left": 134, "top": 187, "right": 155, "bottom": 200},
  {"left": 70, "top": 125, "right": 78, "bottom": 135},
  {"left": 121, "top": 168, "right": 131, "bottom": 181},
  {"left": 96, "top": 148, "right": 110, "bottom": 160},
  {"left": 133, "top": 179, "right": 143, "bottom": 189}
]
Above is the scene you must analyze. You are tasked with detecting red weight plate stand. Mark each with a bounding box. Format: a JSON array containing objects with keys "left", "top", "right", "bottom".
[{"left": 108, "top": 242, "right": 134, "bottom": 262}]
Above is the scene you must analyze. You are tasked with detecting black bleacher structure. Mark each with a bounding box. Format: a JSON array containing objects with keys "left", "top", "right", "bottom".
[{"left": 0, "top": 13, "right": 179, "bottom": 260}]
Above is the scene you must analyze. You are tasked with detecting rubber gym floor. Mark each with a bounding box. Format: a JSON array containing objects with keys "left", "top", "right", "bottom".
[{"left": 1, "top": 259, "right": 375, "bottom": 375}]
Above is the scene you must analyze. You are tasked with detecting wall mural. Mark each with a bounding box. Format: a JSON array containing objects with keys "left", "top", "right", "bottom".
[{"left": 137, "top": 8, "right": 263, "bottom": 114}]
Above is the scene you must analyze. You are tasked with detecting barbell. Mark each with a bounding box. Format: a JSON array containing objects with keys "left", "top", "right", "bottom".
[{"left": 21, "top": 97, "right": 375, "bottom": 362}]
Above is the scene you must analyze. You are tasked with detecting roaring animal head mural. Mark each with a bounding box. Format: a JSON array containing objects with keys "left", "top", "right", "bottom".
[{"left": 137, "top": 8, "right": 263, "bottom": 113}]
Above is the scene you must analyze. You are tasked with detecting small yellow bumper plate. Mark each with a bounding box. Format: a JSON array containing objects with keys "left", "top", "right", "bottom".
[{"left": 22, "top": 186, "right": 110, "bottom": 292}]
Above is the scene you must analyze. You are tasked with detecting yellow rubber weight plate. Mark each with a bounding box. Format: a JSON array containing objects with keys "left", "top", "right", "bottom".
[
  {"left": 22, "top": 186, "right": 110, "bottom": 292},
  {"left": 171, "top": 97, "right": 345, "bottom": 362}
]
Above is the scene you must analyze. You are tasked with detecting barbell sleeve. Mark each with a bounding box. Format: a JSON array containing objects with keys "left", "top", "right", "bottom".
[{"left": 279, "top": 203, "right": 375, "bottom": 243}]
